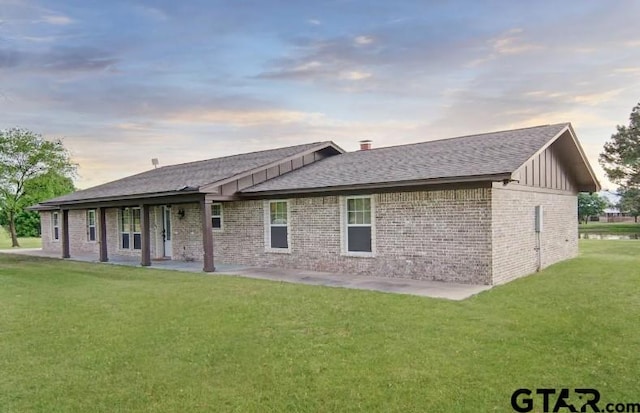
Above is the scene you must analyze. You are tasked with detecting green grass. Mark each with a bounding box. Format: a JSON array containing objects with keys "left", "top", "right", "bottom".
[
  {"left": 1, "top": 240, "right": 639, "bottom": 412},
  {"left": 578, "top": 222, "right": 640, "bottom": 233},
  {"left": 0, "top": 226, "right": 42, "bottom": 249}
]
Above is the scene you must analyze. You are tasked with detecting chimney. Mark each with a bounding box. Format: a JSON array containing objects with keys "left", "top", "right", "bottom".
[{"left": 359, "top": 139, "right": 372, "bottom": 151}]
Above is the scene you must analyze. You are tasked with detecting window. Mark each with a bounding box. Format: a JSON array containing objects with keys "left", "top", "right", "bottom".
[
  {"left": 211, "top": 203, "right": 223, "bottom": 230},
  {"left": 52, "top": 211, "right": 60, "bottom": 241},
  {"left": 267, "top": 200, "right": 288, "bottom": 250},
  {"left": 87, "top": 209, "right": 96, "bottom": 241},
  {"left": 132, "top": 208, "right": 141, "bottom": 250},
  {"left": 346, "top": 197, "right": 372, "bottom": 253},
  {"left": 120, "top": 207, "right": 142, "bottom": 250},
  {"left": 121, "top": 208, "right": 130, "bottom": 249}
]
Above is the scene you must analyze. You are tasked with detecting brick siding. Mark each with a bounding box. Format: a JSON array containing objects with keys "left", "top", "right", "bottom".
[
  {"left": 40, "top": 186, "right": 578, "bottom": 285},
  {"left": 491, "top": 185, "right": 578, "bottom": 285},
  {"left": 213, "top": 189, "right": 493, "bottom": 284}
]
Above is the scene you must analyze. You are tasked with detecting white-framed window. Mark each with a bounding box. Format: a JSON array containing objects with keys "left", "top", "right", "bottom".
[
  {"left": 120, "top": 207, "right": 142, "bottom": 250},
  {"left": 211, "top": 203, "right": 223, "bottom": 230},
  {"left": 343, "top": 196, "right": 374, "bottom": 255},
  {"left": 265, "top": 200, "right": 290, "bottom": 252},
  {"left": 52, "top": 211, "right": 60, "bottom": 241},
  {"left": 87, "top": 209, "right": 96, "bottom": 242}
]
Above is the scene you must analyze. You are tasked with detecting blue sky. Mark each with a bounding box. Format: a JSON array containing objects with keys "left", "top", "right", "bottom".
[{"left": 1, "top": 0, "right": 639, "bottom": 189}]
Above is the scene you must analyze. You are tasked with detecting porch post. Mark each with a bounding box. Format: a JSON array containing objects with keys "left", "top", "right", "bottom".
[
  {"left": 201, "top": 196, "right": 215, "bottom": 272},
  {"left": 140, "top": 204, "right": 151, "bottom": 267},
  {"left": 61, "top": 209, "right": 70, "bottom": 259},
  {"left": 98, "top": 207, "right": 108, "bottom": 262}
]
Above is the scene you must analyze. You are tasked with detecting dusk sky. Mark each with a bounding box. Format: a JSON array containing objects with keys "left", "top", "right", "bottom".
[{"left": 2, "top": 0, "right": 639, "bottom": 190}]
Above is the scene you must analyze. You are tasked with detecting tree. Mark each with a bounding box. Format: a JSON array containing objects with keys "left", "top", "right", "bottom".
[
  {"left": 0, "top": 171, "right": 75, "bottom": 237},
  {"left": 0, "top": 128, "right": 76, "bottom": 247},
  {"left": 578, "top": 192, "right": 609, "bottom": 224},
  {"left": 619, "top": 187, "right": 640, "bottom": 223},
  {"left": 599, "top": 102, "right": 640, "bottom": 188}
]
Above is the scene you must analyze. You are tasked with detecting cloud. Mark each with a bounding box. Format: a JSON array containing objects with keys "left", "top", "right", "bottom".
[
  {"left": 339, "top": 71, "right": 372, "bottom": 80},
  {"left": 40, "top": 14, "right": 74, "bottom": 25},
  {"left": 165, "top": 109, "right": 325, "bottom": 126},
  {"left": 490, "top": 29, "right": 543, "bottom": 55},
  {"left": 307, "top": 19, "right": 321, "bottom": 25},
  {"left": 573, "top": 89, "right": 623, "bottom": 106},
  {"left": 354, "top": 35, "right": 374, "bottom": 45},
  {"left": 0, "top": 46, "right": 119, "bottom": 73}
]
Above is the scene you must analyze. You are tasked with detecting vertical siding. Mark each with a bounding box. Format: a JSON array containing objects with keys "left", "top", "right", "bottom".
[
  {"left": 514, "top": 143, "right": 576, "bottom": 191},
  {"left": 216, "top": 152, "right": 324, "bottom": 196}
]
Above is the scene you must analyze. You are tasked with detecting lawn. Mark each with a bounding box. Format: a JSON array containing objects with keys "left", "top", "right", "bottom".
[
  {"left": 1, "top": 240, "right": 639, "bottom": 412},
  {"left": 0, "top": 226, "right": 42, "bottom": 249},
  {"left": 578, "top": 222, "right": 640, "bottom": 233}
]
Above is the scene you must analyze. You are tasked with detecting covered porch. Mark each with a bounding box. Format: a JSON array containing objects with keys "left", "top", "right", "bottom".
[{"left": 52, "top": 193, "right": 221, "bottom": 272}]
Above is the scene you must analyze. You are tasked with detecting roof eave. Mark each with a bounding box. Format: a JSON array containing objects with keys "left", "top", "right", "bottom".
[
  {"left": 565, "top": 124, "right": 601, "bottom": 192},
  {"left": 239, "top": 173, "right": 512, "bottom": 197},
  {"left": 34, "top": 189, "right": 202, "bottom": 209}
]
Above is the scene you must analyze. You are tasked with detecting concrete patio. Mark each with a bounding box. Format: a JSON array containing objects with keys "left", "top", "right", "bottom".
[{"left": 0, "top": 248, "right": 492, "bottom": 300}]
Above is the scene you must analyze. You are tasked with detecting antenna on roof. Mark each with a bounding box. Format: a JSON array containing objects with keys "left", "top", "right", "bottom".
[{"left": 151, "top": 158, "right": 159, "bottom": 169}]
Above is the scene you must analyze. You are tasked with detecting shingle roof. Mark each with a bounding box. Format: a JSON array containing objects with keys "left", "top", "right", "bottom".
[
  {"left": 43, "top": 141, "right": 333, "bottom": 204},
  {"left": 243, "top": 123, "right": 570, "bottom": 194}
]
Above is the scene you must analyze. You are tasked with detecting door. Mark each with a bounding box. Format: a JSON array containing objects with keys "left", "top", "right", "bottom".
[{"left": 162, "top": 206, "right": 172, "bottom": 258}]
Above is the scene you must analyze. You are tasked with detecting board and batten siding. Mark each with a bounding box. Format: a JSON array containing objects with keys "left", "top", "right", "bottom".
[
  {"left": 216, "top": 150, "right": 331, "bottom": 196},
  {"left": 512, "top": 143, "right": 576, "bottom": 192}
]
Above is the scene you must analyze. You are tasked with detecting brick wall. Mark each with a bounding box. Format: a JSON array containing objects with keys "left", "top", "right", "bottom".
[
  {"left": 214, "top": 189, "right": 493, "bottom": 284},
  {"left": 40, "top": 211, "right": 60, "bottom": 254},
  {"left": 39, "top": 185, "right": 578, "bottom": 285},
  {"left": 68, "top": 209, "right": 100, "bottom": 256},
  {"left": 491, "top": 185, "right": 578, "bottom": 285},
  {"left": 172, "top": 203, "right": 204, "bottom": 261}
]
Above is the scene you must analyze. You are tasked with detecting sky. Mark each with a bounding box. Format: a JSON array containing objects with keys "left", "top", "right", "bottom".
[{"left": 1, "top": 0, "right": 639, "bottom": 190}]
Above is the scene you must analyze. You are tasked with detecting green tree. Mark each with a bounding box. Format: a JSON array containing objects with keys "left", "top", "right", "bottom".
[
  {"left": 0, "top": 128, "right": 76, "bottom": 247},
  {"left": 599, "top": 102, "right": 640, "bottom": 188},
  {"left": 578, "top": 192, "right": 609, "bottom": 224},
  {"left": 619, "top": 187, "right": 640, "bottom": 223},
  {"left": 1, "top": 171, "right": 75, "bottom": 237}
]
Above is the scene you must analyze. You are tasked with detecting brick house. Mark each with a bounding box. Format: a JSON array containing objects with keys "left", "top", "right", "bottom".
[{"left": 32, "top": 123, "right": 599, "bottom": 285}]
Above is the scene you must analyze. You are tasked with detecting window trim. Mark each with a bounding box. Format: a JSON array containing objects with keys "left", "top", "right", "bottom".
[
  {"left": 52, "top": 211, "right": 60, "bottom": 242},
  {"left": 87, "top": 209, "right": 97, "bottom": 242},
  {"left": 264, "top": 199, "right": 291, "bottom": 253},
  {"left": 341, "top": 195, "right": 375, "bottom": 257},
  {"left": 119, "top": 207, "right": 142, "bottom": 251},
  {"left": 211, "top": 203, "right": 223, "bottom": 232}
]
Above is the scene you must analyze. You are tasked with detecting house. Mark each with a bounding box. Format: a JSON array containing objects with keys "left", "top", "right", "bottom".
[
  {"left": 32, "top": 123, "right": 600, "bottom": 285},
  {"left": 597, "top": 190, "right": 634, "bottom": 222}
]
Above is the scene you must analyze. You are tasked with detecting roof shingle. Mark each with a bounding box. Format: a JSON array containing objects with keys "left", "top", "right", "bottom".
[
  {"left": 242, "top": 123, "right": 570, "bottom": 193},
  {"left": 44, "top": 141, "right": 332, "bottom": 203}
]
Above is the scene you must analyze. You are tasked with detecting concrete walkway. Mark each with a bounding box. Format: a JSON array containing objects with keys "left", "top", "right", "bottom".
[{"left": 0, "top": 248, "right": 492, "bottom": 300}]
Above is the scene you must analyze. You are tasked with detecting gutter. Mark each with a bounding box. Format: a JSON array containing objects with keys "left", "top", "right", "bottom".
[
  {"left": 30, "top": 189, "right": 201, "bottom": 210},
  {"left": 238, "top": 173, "right": 512, "bottom": 198}
]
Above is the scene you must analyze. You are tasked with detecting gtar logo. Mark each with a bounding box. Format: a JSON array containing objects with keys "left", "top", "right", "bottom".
[{"left": 511, "top": 388, "right": 601, "bottom": 412}]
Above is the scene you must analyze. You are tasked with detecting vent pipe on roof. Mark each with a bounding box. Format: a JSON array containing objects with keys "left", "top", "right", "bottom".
[
  {"left": 151, "top": 158, "right": 159, "bottom": 169},
  {"left": 359, "top": 140, "right": 372, "bottom": 151}
]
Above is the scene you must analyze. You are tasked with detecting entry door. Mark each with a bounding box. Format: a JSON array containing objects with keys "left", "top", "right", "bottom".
[{"left": 163, "top": 206, "right": 172, "bottom": 258}]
